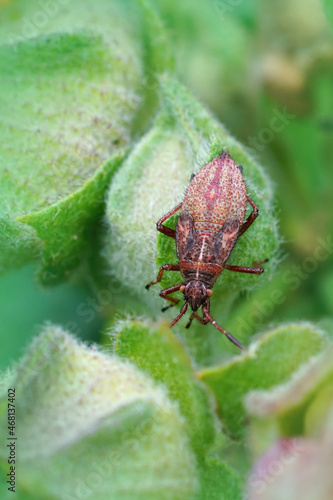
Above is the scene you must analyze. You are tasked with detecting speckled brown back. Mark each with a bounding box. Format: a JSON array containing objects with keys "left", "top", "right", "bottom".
[{"left": 182, "top": 151, "right": 247, "bottom": 234}]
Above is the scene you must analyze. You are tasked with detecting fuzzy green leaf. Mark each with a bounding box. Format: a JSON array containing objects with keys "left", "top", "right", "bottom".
[
  {"left": 112, "top": 319, "right": 217, "bottom": 458},
  {"left": 0, "top": 28, "right": 139, "bottom": 280},
  {"left": 0, "top": 325, "right": 198, "bottom": 500},
  {"left": 0, "top": 0, "right": 176, "bottom": 282},
  {"left": 111, "top": 319, "right": 246, "bottom": 499},
  {"left": 199, "top": 323, "right": 326, "bottom": 440},
  {"left": 197, "top": 459, "right": 242, "bottom": 500},
  {"left": 20, "top": 150, "right": 126, "bottom": 284},
  {"left": 131, "top": 0, "right": 175, "bottom": 136},
  {"left": 245, "top": 344, "right": 333, "bottom": 457},
  {"left": 106, "top": 117, "right": 191, "bottom": 293},
  {"left": 0, "top": 0, "right": 146, "bottom": 51}
]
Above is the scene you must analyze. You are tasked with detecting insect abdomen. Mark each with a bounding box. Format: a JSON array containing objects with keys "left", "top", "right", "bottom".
[{"left": 182, "top": 152, "right": 247, "bottom": 234}]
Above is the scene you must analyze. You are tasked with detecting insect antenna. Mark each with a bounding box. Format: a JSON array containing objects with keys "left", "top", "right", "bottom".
[
  {"left": 203, "top": 309, "right": 244, "bottom": 350},
  {"left": 170, "top": 302, "right": 188, "bottom": 328}
]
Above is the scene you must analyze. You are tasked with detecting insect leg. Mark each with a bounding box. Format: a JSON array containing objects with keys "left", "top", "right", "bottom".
[
  {"left": 160, "top": 283, "right": 184, "bottom": 312},
  {"left": 202, "top": 304, "right": 244, "bottom": 349},
  {"left": 145, "top": 264, "right": 180, "bottom": 289},
  {"left": 157, "top": 202, "right": 182, "bottom": 239},
  {"left": 225, "top": 264, "right": 264, "bottom": 274},
  {"left": 239, "top": 195, "right": 259, "bottom": 236},
  {"left": 170, "top": 302, "right": 188, "bottom": 328}
]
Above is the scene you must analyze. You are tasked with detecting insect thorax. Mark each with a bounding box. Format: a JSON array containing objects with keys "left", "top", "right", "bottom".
[{"left": 179, "top": 260, "right": 222, "bottom": 287}]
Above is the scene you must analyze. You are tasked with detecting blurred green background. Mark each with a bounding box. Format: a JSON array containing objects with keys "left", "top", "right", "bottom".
[{"left": 1, "top": 0, "right": 333, "bottom": 370}]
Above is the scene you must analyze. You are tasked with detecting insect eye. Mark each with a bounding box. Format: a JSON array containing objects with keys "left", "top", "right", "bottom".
[
  {"left": 180, "top": 285, "right": 186, "bottom": 293},
  {"left": 206, "top": 289, "right": 213, "bottom": 297}
]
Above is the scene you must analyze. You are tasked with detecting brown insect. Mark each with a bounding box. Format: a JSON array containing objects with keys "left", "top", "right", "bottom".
[{"left": 146, "top": 150, "right": 266, "bottom": 349}]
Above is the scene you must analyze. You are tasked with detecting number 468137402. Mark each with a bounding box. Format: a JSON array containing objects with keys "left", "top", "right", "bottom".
[{"left": 146, "top": 151, "right": 267, "bottom": 349}]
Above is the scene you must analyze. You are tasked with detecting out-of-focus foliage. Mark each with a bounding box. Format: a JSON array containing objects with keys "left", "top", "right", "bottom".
[
  {"left": 245, "top": 345, "right": 333, "bottom": 499},
  {"left": 0, "top": 327, "right": 199, "bottom": 500},
  {"left": 199, "top": 323, "right": 326, "bottom": 439},
  {"left": 112, "top": 319, "right": 218, "bottom": 457},
  {"left": 1, "top": 0, "right": 333, "bottom": 499}
]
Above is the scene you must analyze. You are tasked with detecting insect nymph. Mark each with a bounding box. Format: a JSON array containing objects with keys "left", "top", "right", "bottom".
[{"left": 146, "top": 151, "right": 266, "bottom": 349}]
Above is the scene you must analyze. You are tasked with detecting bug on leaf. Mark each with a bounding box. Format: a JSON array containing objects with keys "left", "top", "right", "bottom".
[{"left": 146, "top": 151, "right": 267, "bottom": 349}]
